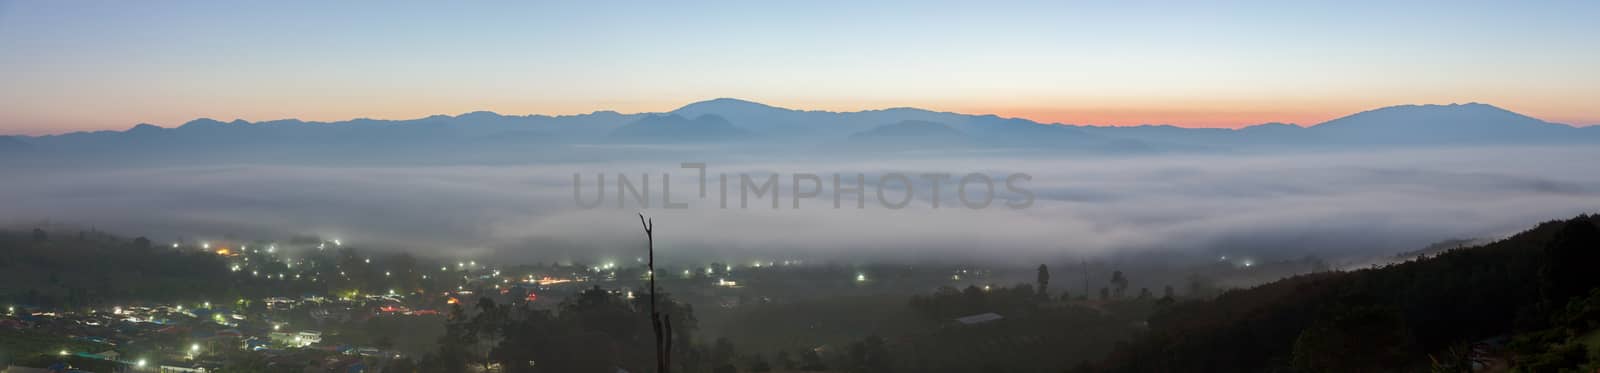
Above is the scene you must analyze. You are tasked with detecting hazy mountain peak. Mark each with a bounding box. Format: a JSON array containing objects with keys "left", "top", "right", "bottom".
[
  {"left": 1306, "top": 102, "right": 1580, "bottom": 144},
  {"left": 457, "top": 111, "right": 504, "bottom": 119},
  {"left": 1239, "top": 122, "right": 1302, "bottom": 131},
  {"left": 1316, "top": 102, "right": 1553, "bottom": 128},
  {"left": 673, "top": 98, "right": 783, "bottom": 113},
  {"left": 179, "top": 118, "right": 229, "bottom": 128},
  {"left": 128, "top": 123, "right": 164, "bottom": 131}
]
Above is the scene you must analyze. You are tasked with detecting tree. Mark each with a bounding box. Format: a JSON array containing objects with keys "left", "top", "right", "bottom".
[
  {"left": 1540, "top": 220, "right": 1600, "bottom": 305},
  {"left": 1162, "top": 285, "right": 1175, "bottom": 300},
  {"left": 1137, "top": 288, "right": 1152, "bottom": 300},
  {"left": 1036, "top": 264, "right": 1050, "bottom": 300},
  {"left": 1099, "top": 287, "right": 1110, "bottom": 301},
  {"left": 1290, "top": 305, "right": 1418, "bottom": 372},
  {"left": 132, "top": 236, "right": 151, "bottom": 250},
  {"left": 1110, "top": 270, "right": 1129, "bottom": 298},
  {"left": 32, "top": 228, "right": 47, "bottom": 241}
]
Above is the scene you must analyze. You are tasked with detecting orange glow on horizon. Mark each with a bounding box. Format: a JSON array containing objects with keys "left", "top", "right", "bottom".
[{"left": 5, "top": 98, "right": 1597, "bottom": 136}]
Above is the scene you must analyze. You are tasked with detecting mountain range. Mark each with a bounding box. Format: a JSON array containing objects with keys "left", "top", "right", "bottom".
[{"left": 1, "top": 99, "right": 1595, "bottom": 165}]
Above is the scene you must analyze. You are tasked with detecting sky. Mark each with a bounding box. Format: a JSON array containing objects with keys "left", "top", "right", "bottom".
[{"left": 1, "top": 1, "right": 1597, "bottom": 135}]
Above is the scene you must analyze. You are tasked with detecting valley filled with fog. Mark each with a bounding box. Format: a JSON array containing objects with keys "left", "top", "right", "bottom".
[{"left": 5, "top": 145, "right": 1595, "bottom": 268}]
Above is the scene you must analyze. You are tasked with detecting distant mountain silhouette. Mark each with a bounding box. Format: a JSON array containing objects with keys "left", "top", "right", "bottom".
[
  {"left": 852, "top": 120, "right": 964, "bottom": 138},
  {"left": 1306, "top": 103, "right": 1585, "bottom": 144},
  {"left": 0, "top": 135, "right": 29, "bottom": 152},
  {"left": 845, "top": 120, "right": 969, "bottom": 149},
  {"left": 2, "top": 99, "right": 1594, "bottom": 165},
  {"left": 609, "top": 114, "right": 748, "bottom": 142}
]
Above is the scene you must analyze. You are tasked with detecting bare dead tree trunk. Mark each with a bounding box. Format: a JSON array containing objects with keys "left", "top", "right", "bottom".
[{"left": 641, "top": 214, "right": 670, "bottom": 373}]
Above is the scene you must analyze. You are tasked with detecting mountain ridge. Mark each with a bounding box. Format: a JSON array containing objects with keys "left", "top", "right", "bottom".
[
  {"left": 4, "top": 99, "right": 1597, "bottom": 165},
  {"left": 14, "top": 100, "right": 1588, "bottom": 138}
]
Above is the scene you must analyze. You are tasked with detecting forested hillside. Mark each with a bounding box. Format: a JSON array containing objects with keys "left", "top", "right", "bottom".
[{"left": 1094, "top": 215, "right": 1600, "bottom": 372}]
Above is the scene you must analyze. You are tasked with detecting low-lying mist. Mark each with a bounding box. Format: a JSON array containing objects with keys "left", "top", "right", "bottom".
[{"left": 3, "top": 146, "right": 1596, "bottom": 266}]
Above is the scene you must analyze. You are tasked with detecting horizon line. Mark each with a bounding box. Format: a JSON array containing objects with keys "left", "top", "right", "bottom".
[{"left": 4, "top": 99, "right": 1592, "bottom": 138}]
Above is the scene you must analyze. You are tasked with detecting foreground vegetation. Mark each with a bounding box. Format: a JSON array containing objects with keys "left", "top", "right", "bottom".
[{"left": 1093, "top": 215, "right": 1600, "bottom": 372}]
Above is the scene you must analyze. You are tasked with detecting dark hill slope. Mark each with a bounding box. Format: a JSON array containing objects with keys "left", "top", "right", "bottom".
[{"left": 1094, "top": 214, "right": 1600, "bottom": 372}]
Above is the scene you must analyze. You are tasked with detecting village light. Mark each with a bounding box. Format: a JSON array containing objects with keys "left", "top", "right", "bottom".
[
  {"left": 59, "top": 350, "right": 68, "bottom": 356},
  {"left": 191, "top": 343, "right": 200, "bottom": 352},
  {"left": 334, "top": 239, "right": 342, "bottom": 246},
  {"left": 856, "top": 274, "right": 867, "bottom": 282},
  {"left": 203, "top": 301, "right": 210, "bottom": 308},
  {"left": 138, "top": 359, "right": 147, "bottom": 367}
]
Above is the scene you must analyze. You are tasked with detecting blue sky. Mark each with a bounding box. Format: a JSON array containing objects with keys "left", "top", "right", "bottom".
[{"left": 2, "top": 0, "right": 1596, "bottom": 134}]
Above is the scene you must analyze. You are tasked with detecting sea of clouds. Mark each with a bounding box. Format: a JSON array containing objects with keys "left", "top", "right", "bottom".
[{"left": 3, "top": 145, "right": 1597, "bottom": 265}]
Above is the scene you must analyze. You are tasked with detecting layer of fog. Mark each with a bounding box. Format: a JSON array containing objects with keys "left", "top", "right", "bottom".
[{"left": 2, "top": 146, "right": 1596, "bottom": 266}]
